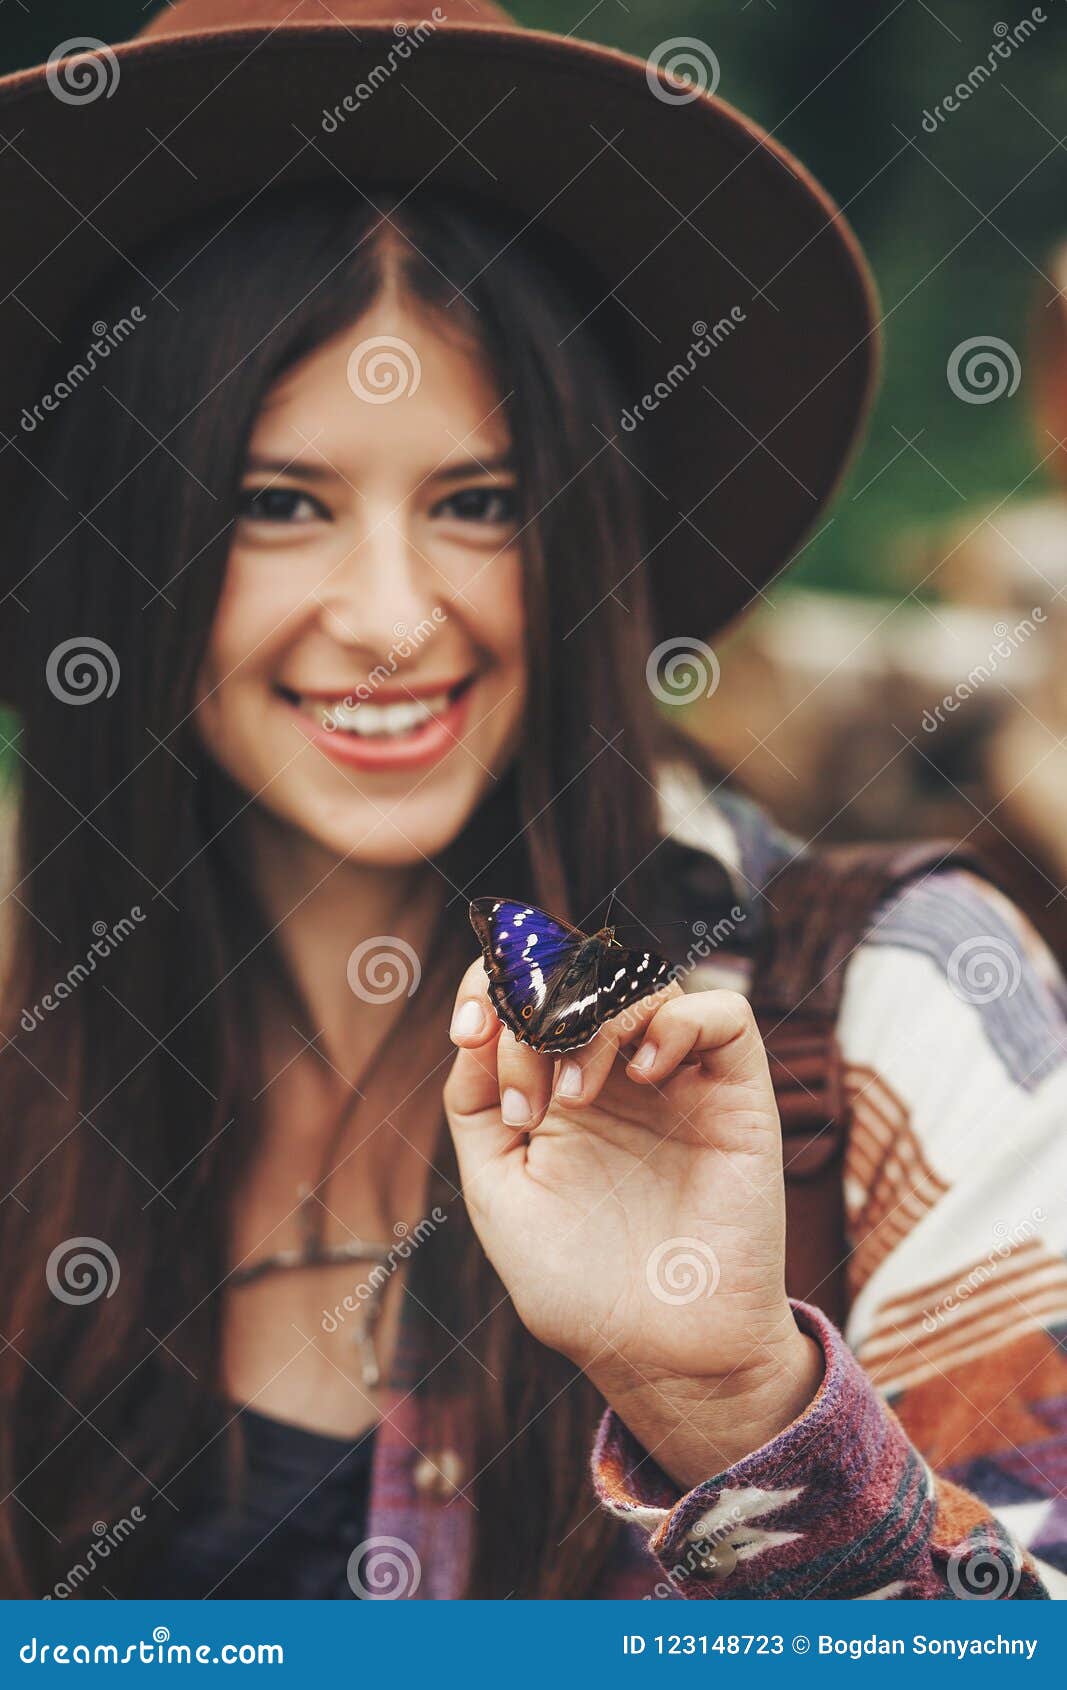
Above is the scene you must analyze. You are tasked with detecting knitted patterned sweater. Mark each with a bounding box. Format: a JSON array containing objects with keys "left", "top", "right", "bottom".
[{"left": 588, "top": 766, "right": 1067, "bottom": 1599}]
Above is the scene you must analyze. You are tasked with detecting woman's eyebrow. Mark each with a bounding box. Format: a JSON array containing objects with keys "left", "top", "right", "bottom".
[
  {"left": 434, "top": 452, "right": 515, "bottom": 482},
  {"left": 243, "top": 454, "right": 336, "bottom": 482}
]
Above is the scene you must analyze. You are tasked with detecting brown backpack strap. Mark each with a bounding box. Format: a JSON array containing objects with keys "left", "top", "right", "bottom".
[{"left": 748, "top": 837, "right": 1009, "bottom": 1326}]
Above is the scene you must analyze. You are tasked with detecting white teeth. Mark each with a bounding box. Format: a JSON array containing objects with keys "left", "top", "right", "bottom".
[{"left": 313, "top": 690, "right": 451, "bottom": 737}]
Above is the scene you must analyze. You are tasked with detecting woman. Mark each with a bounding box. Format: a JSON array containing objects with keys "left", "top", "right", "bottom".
[{"left": 0, "top": 0, "right": 1064, "bottom": 1601}]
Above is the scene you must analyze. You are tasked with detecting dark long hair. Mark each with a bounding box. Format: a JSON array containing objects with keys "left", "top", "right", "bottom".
[{"left": 0, "top": 186, "right": 737, "bottom": 1597}]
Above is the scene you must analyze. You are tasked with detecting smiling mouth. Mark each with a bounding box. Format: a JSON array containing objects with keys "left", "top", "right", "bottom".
[{"left": 277, "top": 676, "right": 475, "bottom": 740}]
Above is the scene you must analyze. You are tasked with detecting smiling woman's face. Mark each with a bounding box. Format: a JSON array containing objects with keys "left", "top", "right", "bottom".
[{"left": 194, "top": 292, "right": 528, "bottom": 866}]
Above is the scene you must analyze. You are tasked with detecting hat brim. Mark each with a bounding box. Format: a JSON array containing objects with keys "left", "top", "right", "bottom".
[{"left": 0, "top": 22, "right": 879, "bottom": 688}]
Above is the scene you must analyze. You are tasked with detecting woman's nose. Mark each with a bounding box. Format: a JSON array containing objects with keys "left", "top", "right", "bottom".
[{"left": 316, "top": 521, "right": 441, "bottom": 654}]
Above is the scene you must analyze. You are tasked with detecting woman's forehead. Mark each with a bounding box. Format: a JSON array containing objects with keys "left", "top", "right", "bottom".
[{"left": 247, "top": 307, "right": 512, "bottom": 475}]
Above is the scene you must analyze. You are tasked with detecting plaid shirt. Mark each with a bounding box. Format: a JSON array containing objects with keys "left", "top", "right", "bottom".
[{"left": 364, "top": 772, "right": 1067, "bottom": 1599}]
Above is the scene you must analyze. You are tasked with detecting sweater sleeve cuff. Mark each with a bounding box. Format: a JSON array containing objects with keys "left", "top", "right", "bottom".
[{"left": 590, "top": 1300, "right": 936, "bottom": 1599}]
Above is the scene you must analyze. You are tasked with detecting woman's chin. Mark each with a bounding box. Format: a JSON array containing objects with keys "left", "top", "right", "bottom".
[{"left": 267, "top": 787, "right": 482, "bottom": 870}]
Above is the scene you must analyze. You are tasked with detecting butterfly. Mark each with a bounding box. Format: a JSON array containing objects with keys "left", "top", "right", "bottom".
[{"left": 468, "top": 897, "right": 673, "bottom": 1055}]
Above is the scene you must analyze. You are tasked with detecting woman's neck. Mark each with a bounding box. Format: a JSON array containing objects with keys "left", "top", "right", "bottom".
[{"left": 243, "top": 805, "right": 447, "bottom": 1096}]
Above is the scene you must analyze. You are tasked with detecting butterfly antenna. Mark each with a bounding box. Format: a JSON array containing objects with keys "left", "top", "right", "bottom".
[{"left": 613, "top": 915, "right": 712, "bottom": 933}]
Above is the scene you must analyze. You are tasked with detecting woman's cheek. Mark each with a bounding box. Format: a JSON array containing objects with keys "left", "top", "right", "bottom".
[
  {"left": 191, "top": 571, "right": 295, "bottom": 760},
  {"left": 206, "top": 553, "right": 317, "bottom": 681},
  {"left": 477, "top": 577, "right": 528, "bottom": 731},
  {"left": 467, "top": 552, "right": 525, "bottom": 660}
]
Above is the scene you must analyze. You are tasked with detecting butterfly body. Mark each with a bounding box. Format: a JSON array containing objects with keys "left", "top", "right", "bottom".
[{"left": 468, "top": 897, "right": 673, "bottom": 1054}]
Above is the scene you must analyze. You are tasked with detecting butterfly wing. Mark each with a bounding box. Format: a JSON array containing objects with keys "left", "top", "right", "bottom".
[
  {"left": 523, "top": 939, "right": 674, "bottom": 1054},
  {"left": 595, "top": 943, "right": 674, "bottom": 1025},
  {"left": 529, "top": 947, "right": 606, "bottom": 1053},
  {"left": 469, "top": 901, "right": 674, "bottom": 1056},
  {"left": 469, "top": 898, "right": 586, "bottom": 1045}
]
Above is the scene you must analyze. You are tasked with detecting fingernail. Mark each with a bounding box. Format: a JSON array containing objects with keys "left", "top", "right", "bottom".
[
  {"left": 450, "top": 999, "right": 485, "bottom": 1040},
  {"left": 556, "top": 1060, "right": 583, "bottom": 1100},
  {"left": 501, "top": 1087, "right": 531, "bottom": 1126},
  {"left": 630, "top": 1041, "right": 657, "bottom": 1072}
]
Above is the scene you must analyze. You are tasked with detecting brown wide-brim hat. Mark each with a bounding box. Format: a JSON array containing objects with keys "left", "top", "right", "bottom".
[{"left": 0, "top": 0, "right": 879, "bottom": 699}]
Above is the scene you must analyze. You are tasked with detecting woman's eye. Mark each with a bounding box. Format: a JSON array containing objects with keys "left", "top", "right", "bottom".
[
  {"left": 237, "top": 485, "right": 327, "bottom": 525},
  {"left": 436, "top": 485, "right": 517, "bottom": 525}
]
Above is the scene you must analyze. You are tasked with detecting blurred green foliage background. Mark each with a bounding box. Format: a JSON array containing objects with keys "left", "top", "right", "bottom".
[{"left": 4, "top": 0, "right": 1065, "bottom": 597}]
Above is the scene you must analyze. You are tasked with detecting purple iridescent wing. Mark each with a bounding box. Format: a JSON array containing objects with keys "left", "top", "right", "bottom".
[
  {"left": 469, "top": 899, "right": 673, "bottom": 1055},
  {"left": 469, "top": 898, "right": 587, "bottom": 1047}
]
